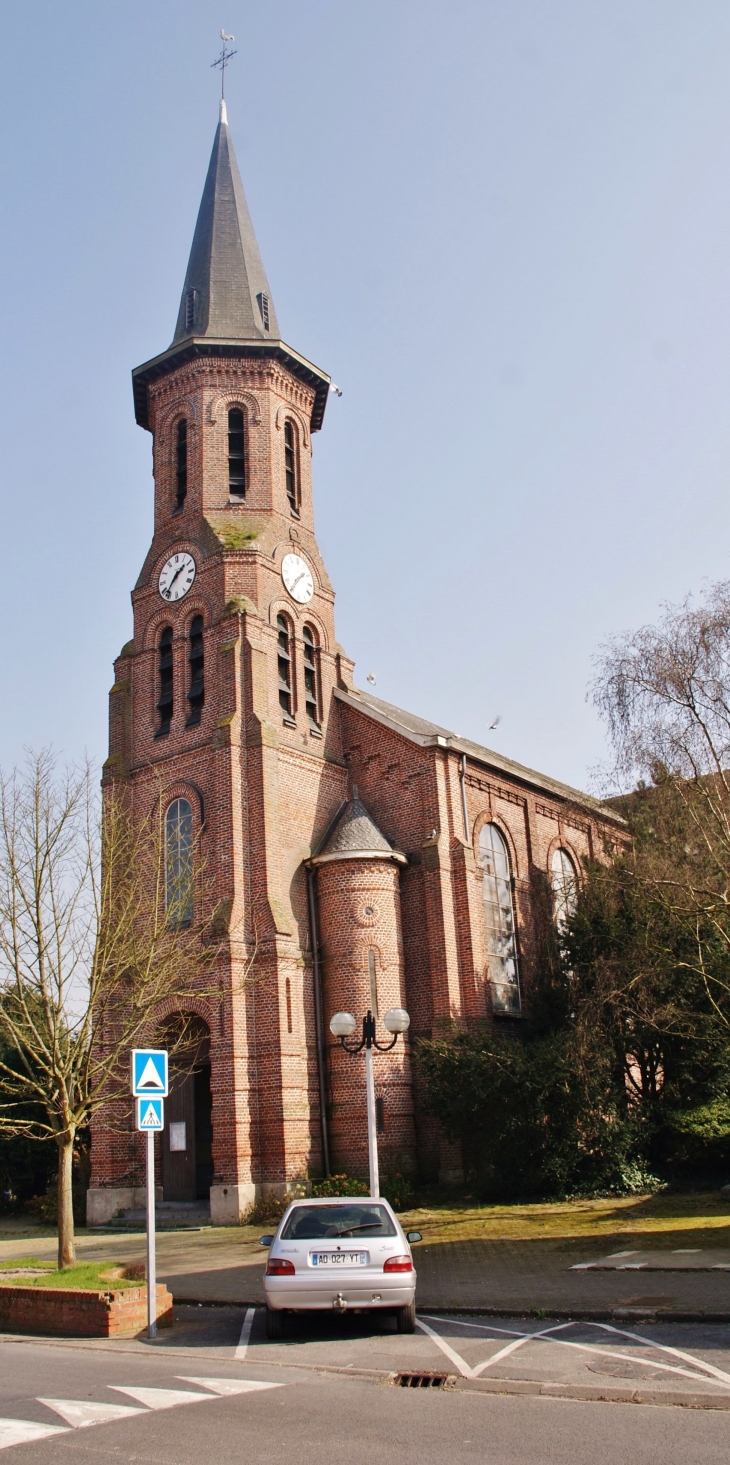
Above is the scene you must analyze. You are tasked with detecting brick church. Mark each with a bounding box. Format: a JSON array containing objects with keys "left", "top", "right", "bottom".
[{"left": 87, "top": 104, "right": 624, "bottom": 1225}]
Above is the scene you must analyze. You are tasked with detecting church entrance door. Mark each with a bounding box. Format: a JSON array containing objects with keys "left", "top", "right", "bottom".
[{"left": 161, "top": 1017, "right": 213, "bottom": 1202}]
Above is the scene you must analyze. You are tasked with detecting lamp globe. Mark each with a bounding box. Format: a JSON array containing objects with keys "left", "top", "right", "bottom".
[
  {"left": 383, "top": 1007, "right": 410, "bottom": 1034},
  {"left": 329, "top": 1011, "right": 357, "bottom": 1037}
]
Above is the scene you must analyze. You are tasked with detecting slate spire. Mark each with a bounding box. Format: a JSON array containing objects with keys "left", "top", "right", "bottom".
[{"left": 172, "top": 100, "right": 280, "bottom": 345}]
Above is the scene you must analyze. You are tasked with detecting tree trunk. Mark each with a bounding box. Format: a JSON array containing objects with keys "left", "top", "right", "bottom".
[{"left": 56, "top": 1132, "right": 76, "bottom": 1269}]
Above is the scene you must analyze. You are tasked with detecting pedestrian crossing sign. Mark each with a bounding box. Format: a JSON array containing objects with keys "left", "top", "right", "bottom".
[
  {"left": 131, "top": 1049, "right": 168, "bottom": 1097},
  {"left": 136, "top": 1097, "right": 164, "bottom": 1131}
]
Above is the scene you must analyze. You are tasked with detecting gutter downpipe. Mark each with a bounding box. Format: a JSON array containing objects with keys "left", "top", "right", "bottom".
[
  {"left": 460, "top": 753, "right": 470, "bottom": 843},
  {"left": 307, "top": 866, "right": 331, "bottom": 1176}
]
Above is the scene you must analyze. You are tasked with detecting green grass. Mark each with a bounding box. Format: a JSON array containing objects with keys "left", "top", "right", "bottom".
[
  {"left": 0, "top": 1259, "right": 141, "bottom": 1290},
  {"left": 395, "top": 1189, "right": 730, "bottom": 1250}
]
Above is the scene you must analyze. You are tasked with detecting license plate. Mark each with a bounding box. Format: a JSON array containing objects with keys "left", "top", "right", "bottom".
[{"left": 310, "top": 1251, "right": 368, "bottom": 1267}]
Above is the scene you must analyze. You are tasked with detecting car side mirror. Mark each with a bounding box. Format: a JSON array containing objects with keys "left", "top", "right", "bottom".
[
  {"left": 259, "top": 1234, "right": 275, "bottom": 1247},
  {"left": 406, "top": 1230, "right": 422, "bottom": 1244}
]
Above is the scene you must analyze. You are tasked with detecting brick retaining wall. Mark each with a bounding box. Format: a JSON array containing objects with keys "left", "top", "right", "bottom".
[{"left": 0, "top": 1283, "right": 173, "bottom": 1337}]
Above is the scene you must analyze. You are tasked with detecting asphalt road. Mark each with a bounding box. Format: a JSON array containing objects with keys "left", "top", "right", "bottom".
[{"left": 0, "top": 1312, "right": 729, "bottom": 1463}]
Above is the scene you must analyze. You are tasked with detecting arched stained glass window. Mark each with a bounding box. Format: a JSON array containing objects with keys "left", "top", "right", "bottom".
[
  {"left": 479, "top": 823, "right": 521, "bottom": 1014},
  {"left": 165, "top": 798, "right": 193, "bottom": 927},
  {"left": 551, "top": 847, "right": 578, "bottom": 932}
]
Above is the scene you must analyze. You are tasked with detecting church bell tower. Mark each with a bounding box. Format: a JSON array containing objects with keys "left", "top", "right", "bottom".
[{"left": 89, "top": 101, "right": 416, "bottom": 1224}]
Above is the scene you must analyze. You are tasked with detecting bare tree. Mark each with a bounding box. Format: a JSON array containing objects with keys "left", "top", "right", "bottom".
[
  {"left": 592, "top": 580, "right": 730, "bottom": 1027},
  {"left": 0, "top": 753, "right": 222, "bottom": 1268}
]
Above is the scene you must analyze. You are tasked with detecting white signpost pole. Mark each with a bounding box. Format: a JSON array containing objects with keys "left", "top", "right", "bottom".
[
  {"left": 146, "top": 1127, "right": 157, "bottom": 1339},
  {"left": 132, "top": 1050, "right": 167, "bottom": 1343}
]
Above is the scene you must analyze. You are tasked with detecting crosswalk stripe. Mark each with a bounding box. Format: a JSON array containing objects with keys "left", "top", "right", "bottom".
[
  {"left": 0, "top": 1418, "right": 69, "bottom": 1450},
  {"left": 110, "top": 1385, "right": 213, "bottom": 1411},
  {"left": 177, "top": 1377, "right": 284, "bottom": 1396},
  {"left": 38, "top": 1398, "right": 146, "bottom": 1428}
]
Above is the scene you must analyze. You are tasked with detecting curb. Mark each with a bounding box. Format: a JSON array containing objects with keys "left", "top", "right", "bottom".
[
  {"left": 0, "top": 1325, "right": 728, "bottom": 1410},
  {"left": 449, "top": 1375, "right": 730, "bottom": 1410},
  {"left": 171, "top": 1297, "right": 730, "bottom": 1324}
]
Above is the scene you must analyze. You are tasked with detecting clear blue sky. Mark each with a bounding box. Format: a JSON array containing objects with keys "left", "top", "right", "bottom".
[{"left": 1, "top": 0, "right": 729, "bottom": 792}]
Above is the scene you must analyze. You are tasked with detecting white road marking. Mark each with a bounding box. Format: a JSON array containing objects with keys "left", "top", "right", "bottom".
[
  {"left": 0, "top": 1418, "right": 68, "bottom": 1449},
  {"left": 594, "top": 1322, "right": 730, "bottom": 1388},
  {"left": 178, "top": 1377, "right": 283, "bottom": 1396},
  {"left": 110, "top": 1386, "right": 213, "bottom": 1410},
  {"left": 235, "top": 1306, "right": 256, "bottom": 1360},
  {"left": 415, "top": 1317, "right": 476, "bottom": 1378},
  {"left": 39, "top": 1398, "right": 145, "bottom": 1428},
  {"left": 420, "top": 1315, "right": 730, "bottom": 1391}
]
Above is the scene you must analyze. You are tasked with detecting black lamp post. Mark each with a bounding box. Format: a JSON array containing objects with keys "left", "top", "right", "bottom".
[{"left": 329, "top": 1007, "right": 410, "bottom": 1197}]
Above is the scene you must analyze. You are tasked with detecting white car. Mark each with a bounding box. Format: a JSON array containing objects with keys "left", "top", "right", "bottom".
[{"left": 261, "top": 1196, "right": 422, "bottom": 1339}]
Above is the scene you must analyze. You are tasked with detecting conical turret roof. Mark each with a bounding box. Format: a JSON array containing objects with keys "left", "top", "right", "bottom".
[
  {"left": 172, "top": 100, "right": 280, "bottom": 345},
  {"left": 311, "top": 797, "right": 406, "bottom": 865},
  {"left": 132, "top": 104, "right": 331, "bottom": 433}
]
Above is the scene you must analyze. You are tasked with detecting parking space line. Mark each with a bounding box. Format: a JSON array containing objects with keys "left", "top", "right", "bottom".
[
  {"left": 415, "top": 1317, "right": 475, "bottom": 1378},
  {"left": 235, "top": 1307, "right": 256, "bottom": 1361},
  {"left": 420, "top": 1315, "right": 730, "bottom": 1391},
  {"left": 594, "top": 1322, "right": 730, "bottom": 1388}
]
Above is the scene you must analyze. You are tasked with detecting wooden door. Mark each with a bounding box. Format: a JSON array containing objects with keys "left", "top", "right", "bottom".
[{"left": 162, "top": 1069, "right": 196, "bottom": 1200}]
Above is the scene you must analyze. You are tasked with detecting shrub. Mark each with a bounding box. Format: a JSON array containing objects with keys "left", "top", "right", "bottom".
[
  {"left": 380, "top": 1172, "right": 416, "bottom": 1211},
  {"left": 417, "top": 1026, "right": 640, "bottom": 1201},
  {"left": 310, "top": 1174, "right": 369, "bottom": 1198},
  {"left": 658, "top": 1098, "right": 730, "bottom": 1182}
]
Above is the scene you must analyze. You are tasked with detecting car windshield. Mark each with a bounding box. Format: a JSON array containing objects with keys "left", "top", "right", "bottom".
[{"left": 280, "top": 1204, "right": 397, "bottom": 1240}]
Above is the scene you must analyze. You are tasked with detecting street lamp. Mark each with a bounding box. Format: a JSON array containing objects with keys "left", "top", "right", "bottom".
[{"left": 329, "top": 1007, "right": 410, "bottom": 1198}]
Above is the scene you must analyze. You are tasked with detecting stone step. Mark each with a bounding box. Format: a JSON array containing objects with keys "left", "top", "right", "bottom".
[{"left": 92, "top": 1201, "right": 211, "bottom": 1231}]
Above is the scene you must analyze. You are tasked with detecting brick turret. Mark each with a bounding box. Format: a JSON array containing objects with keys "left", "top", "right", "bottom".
[{"left": 310, "top": 797, "right": 416, "bottom": 1178}]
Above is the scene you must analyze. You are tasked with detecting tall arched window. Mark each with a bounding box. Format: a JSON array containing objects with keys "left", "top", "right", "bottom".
[
  {"left": 284, "top": 420, "right": 300, "bottom": 514},
  {"left": 302, "top": 624, "right": 320, "bottom": 728},
  {"left": 175, "top": 419, "right": 187, "bottom": 509},
  {"left": 479, "top": 823, "right": 521, "bottom": 1014},
  {"left": 156, "top": 627, "right": 173, "bottom": 737},
  {"left": 277, "top": 613, "right": 293, "bottom": 718},
  {"left": 551, "top": 847, "right": 578, "bottom": 932},
  {"left": 186, "top": 615, "right": 204, "bottom": 727},
  {"left": 165, "top": 798, "right": 193, "bottom": 926},
  {"left": 228, "top": 408, "right": 246, "bottom": 498}
]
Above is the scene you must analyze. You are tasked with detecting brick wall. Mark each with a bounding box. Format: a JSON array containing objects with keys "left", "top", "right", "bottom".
[
  {"left": 90, "top": 344, "right": 625, "bottom": 1206},
  {"left": 0, "top": 1284, "right": 172, "bottom": 1338}
]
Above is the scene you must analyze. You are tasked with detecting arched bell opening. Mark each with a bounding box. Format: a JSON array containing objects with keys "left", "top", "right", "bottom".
[{"left": 158, "top": 1014, "right": 213, "bottom": 1202}]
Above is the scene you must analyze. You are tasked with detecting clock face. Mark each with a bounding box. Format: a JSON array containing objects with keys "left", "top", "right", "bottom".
[
  {"left": 281, "top": 552, "right": 314, "bottom": 604},
  {"left": 158, "top": 551, "right": 196, "bottom": 602}
]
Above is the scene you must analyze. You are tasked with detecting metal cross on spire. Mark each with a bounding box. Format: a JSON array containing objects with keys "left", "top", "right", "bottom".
[{"left": 211, "top": 29, "right": 237, "bottom": 99}]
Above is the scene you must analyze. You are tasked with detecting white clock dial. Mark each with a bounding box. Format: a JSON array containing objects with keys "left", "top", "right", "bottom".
[
  {"left": 158, "top": 551, "right": 196, "bottom": 602},
  {"left": 281, "top": 552, "right": 314, "bottom": 604}
]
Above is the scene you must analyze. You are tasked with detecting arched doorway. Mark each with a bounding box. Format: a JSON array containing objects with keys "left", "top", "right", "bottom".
[{"left": 159, "top": 1015, "right": 213, "bottom": 1202}]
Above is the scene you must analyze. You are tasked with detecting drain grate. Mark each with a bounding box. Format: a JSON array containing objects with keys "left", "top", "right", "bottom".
[{"left": 394, "top": 1372, "right": 452, "bottom": 1389}]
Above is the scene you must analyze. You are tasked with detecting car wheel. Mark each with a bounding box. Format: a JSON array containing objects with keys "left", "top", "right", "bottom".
[
  {"left": 266, "top": 1306, "right": 287, "bottom": 1340},
  {"left": 396, "top": 1301, "right": 416, "bottom": 1334}
]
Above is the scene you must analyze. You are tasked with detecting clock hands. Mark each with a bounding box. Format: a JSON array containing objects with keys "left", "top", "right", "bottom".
[{"left": 166, "top": 563, "right": 186, "bottom": 591}]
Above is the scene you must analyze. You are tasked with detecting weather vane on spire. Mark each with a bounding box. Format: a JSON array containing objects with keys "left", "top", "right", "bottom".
[{"left": 212, "top": 30, "right": 237, "bottom": 99}]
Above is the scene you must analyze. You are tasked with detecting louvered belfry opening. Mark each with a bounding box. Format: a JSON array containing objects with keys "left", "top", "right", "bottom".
[
  {"left": 227, "top": 407, "right": 246, "bottom": 498},
  {"left": 175, "top": 419, "right": 188, "bottom": 509},
  {"left": 277, "top": 613, "right": 293, "bottom": 717},
  {"left": 186, "top": 616, "right": 204, "bottom": 727},
  {"left": 156, "top": 627, "right": 174, "bottom": 736}
]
